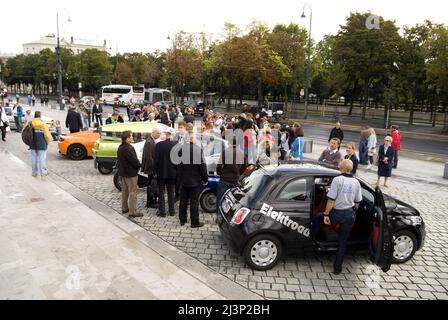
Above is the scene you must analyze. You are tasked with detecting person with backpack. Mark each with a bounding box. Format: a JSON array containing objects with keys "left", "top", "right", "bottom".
[{"left": 29, "top": 111, "right": 51, "bottom": 178}]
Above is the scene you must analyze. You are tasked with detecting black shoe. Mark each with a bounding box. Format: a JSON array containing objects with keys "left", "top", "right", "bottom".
[
  {"left": 191, "top": 222, "right": 204, "bottom": 228},
  {"left": 157, "top": 213, "right": 166, "bottom": 217},
  {"left": 129, "top": 212, "right": 143, "bottom": 218},
  {"left": 122, "top": 209, "right": 129, "bottom": 214},
  {"left": 169, "top": 212, "right": 176, "bottom": 216},
  {"left": 333, "top": 270, "right": 341, "bottom": 275},
  {"left": 180, "top": 221, "right": 186, "bottom": 226}
]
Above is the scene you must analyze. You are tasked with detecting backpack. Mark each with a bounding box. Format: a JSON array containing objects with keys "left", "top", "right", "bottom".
[{"left": 21, "top": 122, "right": 34, "bottom": 146}]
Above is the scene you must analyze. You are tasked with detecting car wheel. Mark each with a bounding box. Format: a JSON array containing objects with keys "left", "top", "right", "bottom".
[
  {"left": 98, "top": 164, "right": 113, "bottom": 175},
  {"left": 243, "top": 234, "right": 283, "bottom": 271},
  {"left": 67, "top": 144, "right": 87, "bottom": 160},
  {"left": 199, "top": 190, "right": 216, "bottom": 213},
  {"left": 392, "top": 230, "right": 417, "bottom": 264},
  {"left": 113, "top": 172, "right": 122, "bottom": 191}
]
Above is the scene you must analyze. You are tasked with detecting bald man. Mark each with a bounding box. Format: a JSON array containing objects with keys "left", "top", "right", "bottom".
[
  {"left": 142, "top": 127, "right": 161, "bottom": 208},
  {"left": 312, "top": 159, "right": 363, "bottom": 274}
]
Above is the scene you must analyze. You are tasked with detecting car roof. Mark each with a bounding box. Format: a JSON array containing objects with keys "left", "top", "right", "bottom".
[
  {"left": 255, "top": 160, "right": 341, "bottom": 177},
  {"left": 100, "top": 122, "right": 171, "bottom": 133}
]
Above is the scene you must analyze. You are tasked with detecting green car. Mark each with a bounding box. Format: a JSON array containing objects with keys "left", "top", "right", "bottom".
[{"left": 93, "top": 122, "right": 171, "bottom": 175}]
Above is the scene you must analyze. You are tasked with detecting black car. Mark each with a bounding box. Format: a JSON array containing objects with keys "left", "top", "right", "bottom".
[
  {"left": 217, "top": 162, "right": 426, "bottom": 271},
  {"left": 194, "top": 101, "right": 205, "bottom": 116}
]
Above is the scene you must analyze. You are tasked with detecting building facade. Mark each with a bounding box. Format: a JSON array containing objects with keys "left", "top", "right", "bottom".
[{"left": 23, "top": 34, "right": 107, "bottom": 55}]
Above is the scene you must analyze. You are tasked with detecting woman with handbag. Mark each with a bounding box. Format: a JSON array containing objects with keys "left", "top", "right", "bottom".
[
  {"left": 375, "top": 136, "right": 395, "bottom": 187},
  {"left": 366, "top": 128, "right": 377, "bottom": 170}
]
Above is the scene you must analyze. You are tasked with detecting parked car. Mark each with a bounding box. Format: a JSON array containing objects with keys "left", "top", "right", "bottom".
[
  {"left": 80, "top": 96, "right": 95, "bottom": 105},
  {"left": 5, "top": 106, "right": 52, "bottom": 131},
  {"left": 113, "top": 172, "right": 220, "bottom": 213},
  {"left": 217, "top": 162, "right": 426, "bottom": 271},
  {"left": 92, "top": 122, "right": 172, "bottom": 174},
  {"left": 58, "top": 131, "right": 100, "bottom": 160}
]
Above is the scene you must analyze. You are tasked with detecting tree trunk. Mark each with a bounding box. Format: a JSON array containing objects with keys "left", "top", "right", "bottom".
[
  {"left": 257, "top": 77, "right": 263, "bottom": 108},
  {"left": 409, "top": 97, "right": 415, "bottom": 125},
  {"left": 362, "top": 78, "right": 369, "bottom": 120},
  {"left": 348, "top": 97, "right": 354, "bottom": 116}
]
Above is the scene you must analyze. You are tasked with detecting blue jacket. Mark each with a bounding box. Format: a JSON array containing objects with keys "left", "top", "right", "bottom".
[
  {"left": 292, "top": 136, "right": 305, "bottom": 160},
  {"left": 30, "top": 118, "right": 51, "bottom": 150},
  {"left": 16, "top": 105, "right": 23, "bottom": 118}
]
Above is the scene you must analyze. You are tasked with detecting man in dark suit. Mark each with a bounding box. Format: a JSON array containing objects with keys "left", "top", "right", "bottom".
[
  {"left": 65, "top": 106, "right": 83, "bottom": 133},
  {"left": 178, "top": 134, "right": 208, "bottom": 228},
  {"left": 328, "top": 121, "right": 344, "bottom": 150},
  {"left": 154, "top": 129, "right": 177, "bottom": 217},
  {"left": 141, "top": 127, "right": 161, "bottom": 208}
]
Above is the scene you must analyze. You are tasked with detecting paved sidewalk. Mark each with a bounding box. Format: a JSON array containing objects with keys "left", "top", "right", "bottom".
[{"left": 0, "top": 148, "right": 261, "bottom": 300}]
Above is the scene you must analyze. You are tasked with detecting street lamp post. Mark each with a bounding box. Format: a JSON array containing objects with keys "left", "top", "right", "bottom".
[
  {"left": 301, "top": 3, "right": 312, "bottom": 120},
  {"left": 56, "top": 10, "right": 71, "bottom": 110}
]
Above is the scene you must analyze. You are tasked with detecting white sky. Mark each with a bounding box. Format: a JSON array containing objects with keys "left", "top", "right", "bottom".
[{"left": 1, "top": 0, "right": 447, "bottom": 55}]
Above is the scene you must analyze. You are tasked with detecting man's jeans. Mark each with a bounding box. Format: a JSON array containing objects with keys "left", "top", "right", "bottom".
[
  {"left": 31, "top": 149, "right": 47, "bottom": 176},
  {"left": 313, "top": 208, "right": 356, "bottom": 273}
]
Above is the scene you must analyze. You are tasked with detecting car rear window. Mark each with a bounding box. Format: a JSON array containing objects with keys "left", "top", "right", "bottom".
[{"left": 237, "top": 169, "right": 270, "bottom": 197}]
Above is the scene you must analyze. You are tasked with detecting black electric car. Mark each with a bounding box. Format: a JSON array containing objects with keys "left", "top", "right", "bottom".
[{"left": 217, "top": 162, "right": 426, "bottom": 271}]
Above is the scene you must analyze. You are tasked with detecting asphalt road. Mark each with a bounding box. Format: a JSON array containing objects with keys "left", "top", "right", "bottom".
[
  {"left": 301, "top": 125, "right": 448, "bottom": 157},
  {"left": 101, "top": 104, "right": 448, "bottom": 157},
  {"left": 17, "top": 100, "right": 448, "bottom": 158}
]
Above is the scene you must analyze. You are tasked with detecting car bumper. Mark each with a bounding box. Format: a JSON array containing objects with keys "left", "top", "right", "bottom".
[
  {"left": 94, "top": 156, "right": 117, "bottom": 169},
  {"left": 417, "top": 221, "right": 426, "bottom": 251},
  {"left": 58, "top": 142, "right": 68, "bottom": 156},
  {"left": 216, "top": 208, "right": 246, "bottom": 253}
]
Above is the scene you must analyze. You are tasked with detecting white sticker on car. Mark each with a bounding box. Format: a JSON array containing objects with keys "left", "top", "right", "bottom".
[{"left": 260, "top": 203, "right": 310, "bottom": 238}]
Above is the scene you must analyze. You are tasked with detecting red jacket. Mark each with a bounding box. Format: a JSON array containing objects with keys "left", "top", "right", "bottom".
[{"left": 392, "top": 130, "right": 402, "bottom": 150}]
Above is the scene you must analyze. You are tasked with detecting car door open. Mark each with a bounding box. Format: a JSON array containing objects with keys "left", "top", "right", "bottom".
[{"left": 369, "top": 187, "right": 394, "bottom": 272}]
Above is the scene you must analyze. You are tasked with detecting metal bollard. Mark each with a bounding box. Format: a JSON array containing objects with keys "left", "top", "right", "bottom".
[
  {"left": 304, "top": 140, "right": 313, "bottom": 153},
  {"left": 444, "top": 163, "right": 448, "bottom": 179}
]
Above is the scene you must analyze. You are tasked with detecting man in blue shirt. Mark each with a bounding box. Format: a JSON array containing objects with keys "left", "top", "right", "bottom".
[{"left": 312, "top": 159, "right": 362, "bottom": 274}]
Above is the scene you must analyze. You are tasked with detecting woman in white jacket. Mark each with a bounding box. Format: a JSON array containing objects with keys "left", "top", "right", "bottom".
[
  {"left": 0, "top": 105, "right": 10, "bottom": 141},
  {"left": 366, "top": 128, "right": 377, "bottom": 169}
]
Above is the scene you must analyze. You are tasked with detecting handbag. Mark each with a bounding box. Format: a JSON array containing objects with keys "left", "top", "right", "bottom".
[{"left": 368, "top": 147, "right": 377, "bottom": 157}]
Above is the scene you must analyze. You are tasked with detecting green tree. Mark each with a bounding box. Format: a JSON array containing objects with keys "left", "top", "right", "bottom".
[
  {"left": 333, "top": 12, "right": 401, "bottom": 119},
  {"left": 114, "top": 63, "right": 135, "bottom": 84},
  {"left": 165, "top": 32, "right": 203, "bottom": 102},
  {"left": 398, "top": 22, "right": 432, "bottom": 124},
  {"left": 425, "top": 23, "right": 448, "bottom": 130},
  {"left": 267, "top": 23, "right": 307, "bottom": 107},
  {"left": 77, "top": 49, "right": 113, "bottom": 92}
]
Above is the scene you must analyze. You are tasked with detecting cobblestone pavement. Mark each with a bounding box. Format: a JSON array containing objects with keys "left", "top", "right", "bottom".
[{"left": 3, "top": 130, "right": 448, "bottom": 300}]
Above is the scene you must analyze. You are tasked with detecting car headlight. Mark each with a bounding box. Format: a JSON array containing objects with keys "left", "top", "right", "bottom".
[{"left": 402, "top": 216, "right": 422, "bottom": 226}]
